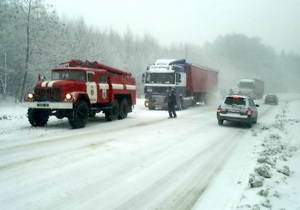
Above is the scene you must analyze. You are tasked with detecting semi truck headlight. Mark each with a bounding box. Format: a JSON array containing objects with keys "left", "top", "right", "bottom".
[{"left": 65, "top": 93, "right": 73, "bottom": 100}]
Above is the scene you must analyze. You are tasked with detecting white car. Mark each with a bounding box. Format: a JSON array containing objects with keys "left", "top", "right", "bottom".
[{"left": 217, "top": 95, "right": 259, "bottom": 128}]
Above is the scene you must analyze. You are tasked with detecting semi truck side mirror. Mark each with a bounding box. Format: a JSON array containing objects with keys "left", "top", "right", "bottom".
[
  {"left": 142, "top": 73, "right": 145, "bottom": 83},
  {"left": 176, "top": 73, "right": 181, "bottom": 83}
]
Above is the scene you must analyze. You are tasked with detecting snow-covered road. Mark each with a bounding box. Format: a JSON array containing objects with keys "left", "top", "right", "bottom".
[{"left": 0, "top": 95, "right": 299, "bottom": 210}]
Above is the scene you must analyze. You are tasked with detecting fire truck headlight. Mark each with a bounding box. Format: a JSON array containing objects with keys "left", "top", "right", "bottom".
[
  {"left": 65, "top": 93, "right": 73, "bottom": 101},
  {"left": 28, "top": 93, "right": 34, "bottom": 99}
]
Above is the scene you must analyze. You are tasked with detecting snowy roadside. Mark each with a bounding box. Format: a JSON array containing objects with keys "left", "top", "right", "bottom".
[
  {"left": 237, "top": 99, "right": 300, "bottom": 210},
  {"left": 192, "top": 95, "right": 300, "bottom": 210}
]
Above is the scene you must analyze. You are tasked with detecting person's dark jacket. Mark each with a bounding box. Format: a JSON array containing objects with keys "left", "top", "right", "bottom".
[{"left": 167, "top": 92, "right": 176, "bottom": 107}]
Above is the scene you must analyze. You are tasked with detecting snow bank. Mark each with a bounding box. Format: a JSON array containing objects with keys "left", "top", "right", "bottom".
[{"left": 238, "top": 100, "right": 300, "bottom": 210}]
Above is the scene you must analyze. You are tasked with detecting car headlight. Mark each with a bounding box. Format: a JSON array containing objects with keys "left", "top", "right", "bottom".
[{"left": 65, "top": 93, "right": 73, "bottom": 100}]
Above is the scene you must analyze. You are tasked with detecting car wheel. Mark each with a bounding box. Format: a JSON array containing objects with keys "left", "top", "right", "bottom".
[
  {"left": 247, "top": 119, "right": 253, "bottom": 128},
  {"left": 254, "top": 116, "right": 257, "bottom": 124},
  {"left": 218, "top": 120, "right": 224, "bottom": 125}
]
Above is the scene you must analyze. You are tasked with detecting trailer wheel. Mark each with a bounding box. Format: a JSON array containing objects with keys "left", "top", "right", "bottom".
[
  {"left": 68, "top": 100, "right": 89, "bottom": 129},
  {"left": 28, "top": 108, "right": 49, "bottom": 127},
  {"left": 118, "top": 98, "right": 128, "bottom": 119},
  {"left": 105, "top": 100, "right": 119, "bottom": 121}
]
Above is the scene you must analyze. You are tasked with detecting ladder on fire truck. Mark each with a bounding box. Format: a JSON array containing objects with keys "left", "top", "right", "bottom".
[{"left": 60, "top": 60, "right": 132, "bottom": 77}]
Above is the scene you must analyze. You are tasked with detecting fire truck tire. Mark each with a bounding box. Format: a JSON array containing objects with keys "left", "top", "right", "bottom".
[
  {"left": 105, "top": 100, "right": 119, "bottom": 121},
  {"left": 118, "top": 98, "right": 128, "bottom": 119},
  {"left": 88, "top": 110, "right": 96, "bottom": 118},
  {"left": 27, "top": 108, "right": 49, "bottom": 127},
  {"left": 68, "top": 100, "right": 89, "bottom": 129}
]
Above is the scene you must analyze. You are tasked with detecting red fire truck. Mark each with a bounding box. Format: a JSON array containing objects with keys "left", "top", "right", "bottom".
[{"left": 22, "top": 60, "right": 136, "bottom": 129}]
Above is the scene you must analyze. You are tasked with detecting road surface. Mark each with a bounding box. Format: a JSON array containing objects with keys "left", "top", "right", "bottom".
[{"left": 0, "top": 99, "right": 275, "bottom": 210}]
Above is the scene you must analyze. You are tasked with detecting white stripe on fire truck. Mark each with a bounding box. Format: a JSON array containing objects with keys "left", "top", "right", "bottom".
[
  {"left": 112, "top": 84, "right": 124, "bottom": 89},
  {"left": 125, "top": 85, "right": 136, "bottom": 90},
  {"left": 99, "top": 84, "right": 109, "bottom": 90},
  {"left": 41, "top": 81, "right": 48, "bottom": 87},
  {"left": 47, "top": 81, "right": 56, "bottom": 87}
]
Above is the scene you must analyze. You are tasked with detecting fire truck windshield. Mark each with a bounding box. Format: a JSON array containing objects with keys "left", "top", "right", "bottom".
[
  {"left": 52, "top": 70, "right": 86, "bottom": 82},
  {"left": 145, "top": 73, "right": 175, "bottom": 84}
]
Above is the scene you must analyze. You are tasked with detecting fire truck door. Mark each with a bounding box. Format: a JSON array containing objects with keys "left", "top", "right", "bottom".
[{"left": 86, "top": 72, "right": 97, "bottom": 104}]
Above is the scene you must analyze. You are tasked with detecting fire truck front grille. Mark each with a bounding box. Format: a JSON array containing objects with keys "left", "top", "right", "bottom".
[{"left": 34, "top": 87, "right": 61, "bottom": 102}]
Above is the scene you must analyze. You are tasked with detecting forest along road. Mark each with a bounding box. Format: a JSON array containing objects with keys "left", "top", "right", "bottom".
[{"left": 0, "top": 100, "right": 271, "bottom": 210}]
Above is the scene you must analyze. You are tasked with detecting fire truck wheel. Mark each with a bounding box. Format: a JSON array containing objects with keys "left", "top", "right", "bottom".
[
  {"left": 88, "top": 110, "right": 96, "bottom": 118},
  {"left": 105, "top": 100, "right": 119, "bottom": 121},
  {"left": 118, "top": 99, "right": 129, "bottom": 119},
  {"left": 27, "top": 108, "right": 49, "bottom": 127},
  {"left": 68, "top": 100, "right": 89, "bottom": 129}
]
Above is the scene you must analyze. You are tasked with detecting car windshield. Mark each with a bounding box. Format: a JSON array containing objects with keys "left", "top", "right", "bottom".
[{"left": 224, "top": 97, "right": 246, "bottom": 105}]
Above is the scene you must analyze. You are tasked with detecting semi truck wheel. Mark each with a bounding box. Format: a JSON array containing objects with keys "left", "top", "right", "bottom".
[
  {"left": 118, "top": 98, "right": 128, "bottom": 119},
  {"left": 105, "top": 100, "right": 119, "bottom": 121},
  {"left": 68, "top": 100, "right": 89, "bottom": 129},
  {"left": 28, "top": 108, "right": 49, "bottom": 127},
  {"left": 177, "top": 99, "right": 184, "bottom": 110}
]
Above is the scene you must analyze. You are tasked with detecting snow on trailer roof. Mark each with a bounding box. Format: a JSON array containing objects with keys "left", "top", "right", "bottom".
[
  {"left": 240, "top": 79, "right": 255, "bottom": 82},
  {"left": 189, "top": 63, "right": 218, "bottom": 72},
  {"left": 154, "top": 59, "right": 186, "bottom": 66},
  {"left": 154, "top": 59, "right": 178, "bottom": 65},
  {"left": 147, "top": 59, "right": 184, "bottom": 72},
  {"left": 150, "top": 59, "right": 218, "bottom": 73}
]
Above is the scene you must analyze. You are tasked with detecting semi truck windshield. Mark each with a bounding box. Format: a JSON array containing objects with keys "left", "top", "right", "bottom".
[
  {"left": 145, "top": 73, "right": 175, "bottom": 84},
  {"left": 239, "top": 82, "right": 254, "bottom": 89}
]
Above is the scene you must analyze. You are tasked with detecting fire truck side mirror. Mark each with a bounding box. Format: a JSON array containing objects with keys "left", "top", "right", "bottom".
[{"left": 176, "top": 73, "right": 181, "bottom": 83}]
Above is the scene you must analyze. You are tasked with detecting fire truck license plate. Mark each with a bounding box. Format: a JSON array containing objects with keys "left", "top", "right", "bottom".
[{"left": 37, "top": 103, "right": 49, "bottom": 107}]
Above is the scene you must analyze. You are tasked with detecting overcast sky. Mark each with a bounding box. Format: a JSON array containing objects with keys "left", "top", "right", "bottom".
[{"left": 46, "top": 0, "right": 300, "bottom": 54}]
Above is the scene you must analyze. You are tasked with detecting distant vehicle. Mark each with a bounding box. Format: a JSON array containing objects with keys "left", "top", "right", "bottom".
[
  {"left": 264, "top": 95, "right": 278, "bottom": 105},
  {"left": 142, "top": 59, "right": 218, "bottom": 110},
  {"left": 217, "top": 95, "right": 259, "bottom": 128},
  {"left": 237, "top": 78, "right": 264, "bottom": 99}
]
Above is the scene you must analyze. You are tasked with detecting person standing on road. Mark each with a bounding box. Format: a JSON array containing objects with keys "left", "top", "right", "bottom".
[{"left": 167, "top": 88, "right": 177, "bottom": 118}]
